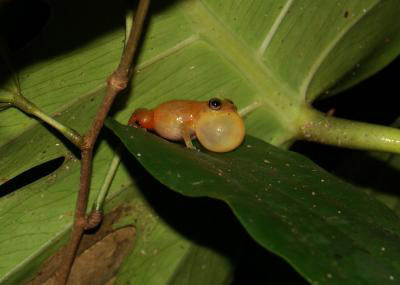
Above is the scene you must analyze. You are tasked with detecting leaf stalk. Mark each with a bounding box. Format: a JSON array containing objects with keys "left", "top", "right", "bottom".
[
  {"left": 12, "top": 93, "right": 83, "bottom": 147},
  {"left": 298, "top": 107, "right": 400, "bottom": 154}
]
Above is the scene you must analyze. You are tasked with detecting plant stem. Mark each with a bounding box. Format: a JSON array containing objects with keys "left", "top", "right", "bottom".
[
  {"left": 298, "top": 107, "right": 400, "bottom": 154},
  {"left": 13, "top": 94, "right": 83, "bottom": 147},
  {"left": 56, "top": 0, "right": 151, "bottom": 283},
  {"left": 95, "top": 149, "right": 121, "bottom": 211}
]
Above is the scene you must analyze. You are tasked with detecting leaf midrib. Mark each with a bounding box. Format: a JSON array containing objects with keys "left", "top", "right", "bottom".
[{"left": 182, "top": 0, "right": 302, "bottom": 130}]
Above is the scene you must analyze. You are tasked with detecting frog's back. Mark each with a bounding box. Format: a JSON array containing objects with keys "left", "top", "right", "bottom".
[{"left": 153, "top": 100, "right": 206, "bottom": 140}]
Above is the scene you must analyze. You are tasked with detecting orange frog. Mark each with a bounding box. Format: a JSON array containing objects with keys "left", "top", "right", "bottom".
[{"left": 128, "top": 98, "right": 245, "bottom": 152}]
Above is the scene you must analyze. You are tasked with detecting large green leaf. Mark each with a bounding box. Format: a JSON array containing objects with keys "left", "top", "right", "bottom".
[
  {"left": 106, "top": 118, "right": 400, "bottom": 284},
  {"left": 198, "top": 0, "right": 400, "bottom": 102},
  {"left": 1, "top": 0, "right": 399, "bottom": 283},
  {"left": 0, "top": 149, "right": 235, "bottom": 284},
  {"left": 1, "top": 0, "right": 399, "bottom": 173},
  {"left": 114, "top": 185, "right": 237, "bottom": 285},
  {"left": 0, "top": 0, "right": 235, "bottom": 283}
]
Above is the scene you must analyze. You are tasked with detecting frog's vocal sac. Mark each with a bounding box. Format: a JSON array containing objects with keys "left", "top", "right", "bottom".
[{"left": 128, "top": 98, "right": 245, "bottom": 152}]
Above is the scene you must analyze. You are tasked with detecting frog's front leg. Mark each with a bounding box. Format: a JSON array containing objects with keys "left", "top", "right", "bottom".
[{"left": 181, "top": 125, "right": 196, "bottom": 150}]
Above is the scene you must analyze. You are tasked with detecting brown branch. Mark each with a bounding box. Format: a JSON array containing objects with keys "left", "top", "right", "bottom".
[{"left": 55, "top": 0, "right": 151, "bottom": 283}]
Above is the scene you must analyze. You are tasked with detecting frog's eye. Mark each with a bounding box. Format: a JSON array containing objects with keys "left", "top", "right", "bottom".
[{"left": 208, "top": 98, "right": 222, "bottom": 110}]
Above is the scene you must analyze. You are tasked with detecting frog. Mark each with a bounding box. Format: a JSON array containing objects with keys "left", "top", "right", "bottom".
[{"left": 128, "top": 98, "right": 245, "bottom": 152}]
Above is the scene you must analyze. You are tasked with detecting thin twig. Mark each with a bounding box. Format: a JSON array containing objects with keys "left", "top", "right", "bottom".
[
  {"left": 56, "top": 0, "right": 151, "bottom": 283},
  {"left": 12, "top": 93, "right": 83, "bottom": 147}
]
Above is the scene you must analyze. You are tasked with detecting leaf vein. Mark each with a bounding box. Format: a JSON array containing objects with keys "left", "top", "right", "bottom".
[
  {"left": 258, "top": 0, "right": 295, "bottom": 56},
  {"left": 300, "top": 0, "right": 381, "bottom": 99}
]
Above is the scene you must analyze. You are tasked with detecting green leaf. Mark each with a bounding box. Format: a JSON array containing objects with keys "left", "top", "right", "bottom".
[
  {"left": 323, "top": 7, "right": 400, "bottom": 98},
  {"left": 115, "top": 196, "right": 236, "bottom": 285},
  {"left": 0, "top": 90, "right": 234, "bottom": 283},
  {"left": 0, "top": 0, "right": 125, "bottom": 149},
  {"left": 107, "top": 0, "right": 400, "bottom": 145},
  {"left": 1, "top": 0, "right": 399, "bottom": 283},
  {"left": 106, "top": 117, "right": 400, "bottom": 284},
  {"left": 0, "top": 156, "right": 235, "bottom": 284},
  {"left": 2, "top": 0, "right": 399, "bottom": 160},
  {"left": 0, "top": 1, "right": 235, "bottom": 282}
]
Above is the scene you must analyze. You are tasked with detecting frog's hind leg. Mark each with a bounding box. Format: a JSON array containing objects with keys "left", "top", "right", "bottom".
[{"left": 181, "top": 126, "right": 196, "bottom": 150}]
